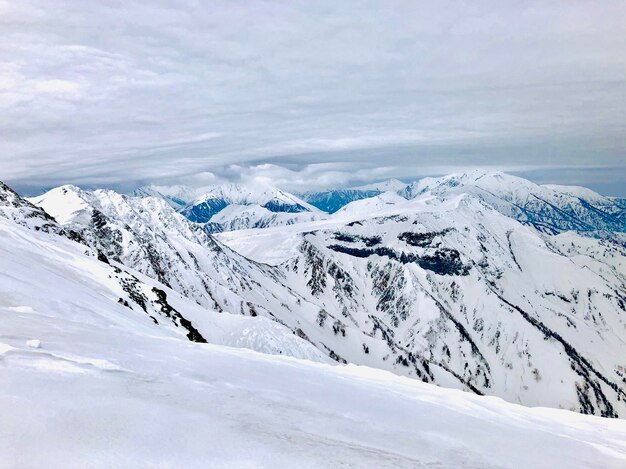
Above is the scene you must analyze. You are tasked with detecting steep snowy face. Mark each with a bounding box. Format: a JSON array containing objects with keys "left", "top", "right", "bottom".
[
  {"left": 400, "top": 170, "right": 626, "bottom": 234},
  {"left": 180, "top": 183, "right": 317, "bottom": 224},
  {"left": 222, "top": 194, "right": 626, "bottom": 417}
]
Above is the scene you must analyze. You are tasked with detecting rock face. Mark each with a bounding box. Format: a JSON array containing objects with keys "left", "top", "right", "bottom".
[{"left": 21, "top": 172, "right": 626, "bottom": 417}]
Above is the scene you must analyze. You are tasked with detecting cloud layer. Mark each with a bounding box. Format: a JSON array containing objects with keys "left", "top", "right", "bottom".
[{"left": 1, "top": 1, "right": 625, "bottom": 193}]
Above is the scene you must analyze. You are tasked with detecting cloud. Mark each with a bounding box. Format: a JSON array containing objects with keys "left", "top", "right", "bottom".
[{"left": 2, "top": 1, "right": 625, "bottom": 194}]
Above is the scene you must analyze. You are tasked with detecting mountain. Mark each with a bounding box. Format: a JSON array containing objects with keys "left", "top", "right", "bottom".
[
  {"left": 2, "top": 181, "right": 626, "bottom": 467},
  {"left": 132, "top": 184, "right": 200, "bottom": 209},
  {"left": 24, "top": 174, "right": 626, "bottom": 417},
  {"left": 27, "top": 185, "right": 315, "bottom": 319},
  {"left": 300, "top": 188, "right": 382, "bottom": 213},
  {"left": 300, "top": 179, "right": 408, "bottom": 213},
  {"left": 400, "top": 170, "right": 626, "bottom": 234},
  {"left": 180, "top": 183, "right": 318, "bottom": 223},
  {"left": 1, "top": 183, "right": 327, "bottom": 361},
  {"left": 3, "top": 230, "right": 625, "bottom": 467},
  {"left": 209, "top": 203, "right": 323, "bottom": 232},
  {"left": 219, "top": 184, "right": 626, "bottom": 417}
]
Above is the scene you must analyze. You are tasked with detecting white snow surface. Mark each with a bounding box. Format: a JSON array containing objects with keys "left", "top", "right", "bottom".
[{"left": 1, "top": 212, "right": 625, "bottom": 467}]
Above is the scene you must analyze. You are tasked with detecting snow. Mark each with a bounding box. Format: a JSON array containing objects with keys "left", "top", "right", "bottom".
[
  {"left": 21, "top": 176, "right": 626, "bottom": 416},
  {"left": 0, "top": 214, "right": 329, "bottom": 363},
  {"left": 3, "top": 175, "right": 626, "bottom": 466},
  {"left": 28, "top": 184, "right": 92, "bottom": 225},
  {"left": 2, "top": 277, "right": 626, "bottom": 468},
  {"left": 400, "top": 171, "right": 626, "bottom": 233},
  {"left": 215, "top": 191, "right": 626, "bottom": 416}
]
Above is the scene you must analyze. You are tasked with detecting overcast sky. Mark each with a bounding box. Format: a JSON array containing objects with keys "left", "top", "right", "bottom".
[{"left": 2, "top": 1, "right": 625, "bottom": 195}]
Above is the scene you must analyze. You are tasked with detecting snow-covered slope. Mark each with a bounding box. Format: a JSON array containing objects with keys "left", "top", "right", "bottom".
[
  {"left": 0, "top": 181, "right": 64, "bottom": 234},
  {"left": 335, "top": 191, "right": 409, "bottom": 217},
  {"left": 210, "top": 203, "right": 324, "bottom": 232},
  {"left": 400, "top": 170, "right": 626, "bottom": 234},
  {"left": 1, "top": 214, "right": 625, "bottom": 467},
  {"left": 28, "top": 185, "right": 319, "bottom": 321}
]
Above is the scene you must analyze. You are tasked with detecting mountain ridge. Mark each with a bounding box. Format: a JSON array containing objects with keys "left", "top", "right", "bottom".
[{"left": 14, "top": 172, "right": 626, "bottom": 417}]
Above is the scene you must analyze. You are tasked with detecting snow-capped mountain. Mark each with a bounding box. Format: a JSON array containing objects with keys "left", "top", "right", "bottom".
[
  {"left": 1, "top": 183, "right": 327, "bottom": 361},
  {"left": 219, "top": 181, "right": 626, "bottom": 417},
  {"left": 180, "top": 183, "right": 318, "bottom": 223},
  {"left": 20, "top": 173, "right": 626, "bottom": 418},
  {"left": 27, "top": 185, "right": 315, "bottom": 319},
  {"left": 300, "top": 179, "right": 408, "bottom": 213},
  {"left": 3, "top": 180, "right": 626, "bottom": 466},
  {"left": 209, "top": 203, "right": 323, "bottom": 232},
  {"left": 400, "top": 170, "right": 626, "bottom": 234},
  {"left": 0, "top": 181, "right": 64, "bottom": 234}
]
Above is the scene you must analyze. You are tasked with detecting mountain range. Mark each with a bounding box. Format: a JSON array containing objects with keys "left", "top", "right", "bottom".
[
  {"left": 7, "top": 170, "right": 622, "bottom": 416},
  {"left": 3, "top": 170, "right": 626, "bottom": 465}
]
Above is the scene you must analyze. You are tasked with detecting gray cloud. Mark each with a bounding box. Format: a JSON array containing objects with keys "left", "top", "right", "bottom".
[{"left": 1, "top": 1, "right": 625, "bottom": 194}]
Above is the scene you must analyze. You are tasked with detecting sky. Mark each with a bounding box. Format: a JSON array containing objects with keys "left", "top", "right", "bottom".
[{"left": 1, "top": 0, "right": 625, "bottom": 196}]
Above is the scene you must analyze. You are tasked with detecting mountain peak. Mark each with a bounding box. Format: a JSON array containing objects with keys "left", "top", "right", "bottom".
[{"left": 181, "top": 182, "right": 318, "bottom": 224}]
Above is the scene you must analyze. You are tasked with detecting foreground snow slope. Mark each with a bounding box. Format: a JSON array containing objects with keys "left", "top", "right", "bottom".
[{"left": 2, "top": 293, "right": 626, "bottom": 468}]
